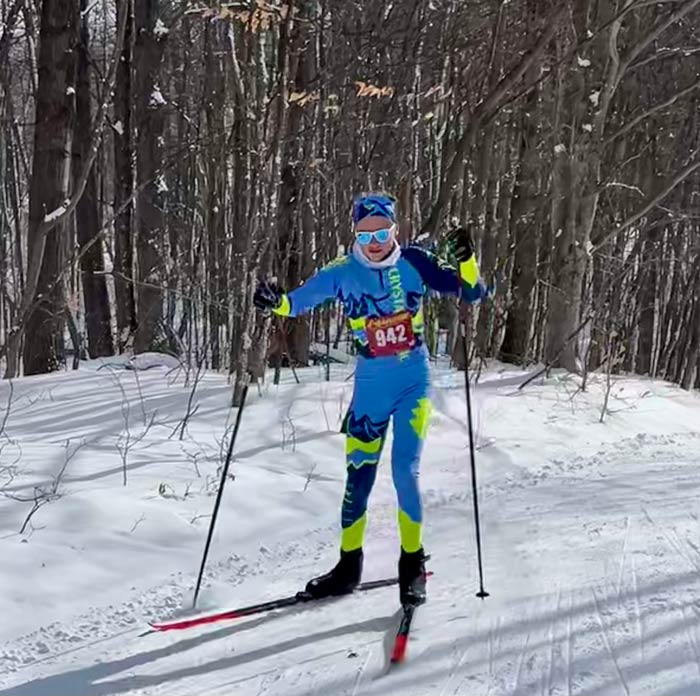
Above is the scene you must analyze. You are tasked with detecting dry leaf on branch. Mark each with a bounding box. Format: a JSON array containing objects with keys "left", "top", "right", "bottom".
[
  {"left": 289, "top": 91, "right": 320, "bottom": 106},
  {"left": 354, "top": 81, "right": 395, "bottom": 98},
  {"left": 199, "top": 2, "right": 289, "bottom": 32}
]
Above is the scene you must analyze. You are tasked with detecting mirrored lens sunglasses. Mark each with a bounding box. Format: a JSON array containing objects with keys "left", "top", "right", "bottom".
[{"left": 355, "top": 227, "right": 393, "bottom": 246}]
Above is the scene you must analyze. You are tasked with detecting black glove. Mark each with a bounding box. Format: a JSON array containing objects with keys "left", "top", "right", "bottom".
[
  {"left": 253, "top": 281, "right": 285, "bottom": 311},
  {"left": 446, "top": 226, "right": 475, "bottom": 262}
]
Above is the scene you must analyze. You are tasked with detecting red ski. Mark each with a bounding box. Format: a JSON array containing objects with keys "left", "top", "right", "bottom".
[
  {"left": 390, "top": 605, "right": 417, "bottom": 664},
  {"left": 148, "top": 576, "right": 403, "bottom": 633}
]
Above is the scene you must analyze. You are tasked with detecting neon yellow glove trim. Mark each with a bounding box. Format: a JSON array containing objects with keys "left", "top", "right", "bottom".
[
  {"left": 272, "top": 294, "right": 291, "bottom": 317},
  {"left": 459, "top": 256, "right": 480, "bottom": 288}
]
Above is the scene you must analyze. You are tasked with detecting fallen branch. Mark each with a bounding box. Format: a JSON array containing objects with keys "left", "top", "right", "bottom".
[
  {"left": 4, "top": 438, "right": 84, "bottom": 534},
  {"left": 518, "top": 315, "right": 594, "bottom": 391}
]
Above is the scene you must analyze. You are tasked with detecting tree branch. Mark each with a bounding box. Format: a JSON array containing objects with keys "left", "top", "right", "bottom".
[
  {"left": 592, "top": 155, "right": 700, "bottom": 249},
  {"left": 518, "top": 315, "right": 594, "bottom": 390},
  {"left": 604, "top": 76, "right": 700, "bottom": 146},
  {"left": 422, "top": 2, "right": 567, "bottom": 234},
  {"left": 615, "top": 0, "right": 700, "bottom": 87},
  {"left": 0, "top": 0, "right": 25, "bottom": 69},
  {"left": 629, "top": 45, "right": 700, "bottom": 71}
]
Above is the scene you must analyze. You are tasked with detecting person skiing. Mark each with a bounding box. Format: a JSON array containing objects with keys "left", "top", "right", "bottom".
[{"left": 253, "top": 192, "right": 487, "bottom": 606}]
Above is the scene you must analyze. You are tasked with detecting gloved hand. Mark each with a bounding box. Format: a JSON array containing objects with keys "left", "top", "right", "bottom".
[
  {"left": 446, "top": 226, "right": 475, "bottom": 262},
  {"left": 253, "top": 281, "right": 285, "bottom": 312}
]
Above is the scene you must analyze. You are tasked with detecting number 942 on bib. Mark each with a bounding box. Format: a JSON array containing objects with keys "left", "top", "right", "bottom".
[{"left": 365, "top": 311, "right": 416, "bottom": 357}]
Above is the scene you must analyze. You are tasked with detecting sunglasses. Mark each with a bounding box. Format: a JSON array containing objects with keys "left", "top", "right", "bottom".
[{"left": 355, "top": 226, "right": 394, "bottom": 246}]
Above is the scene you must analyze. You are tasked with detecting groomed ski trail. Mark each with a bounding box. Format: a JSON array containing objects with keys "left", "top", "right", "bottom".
[{"left": 2, "top": 365, "right": 700, "bottom": 696}]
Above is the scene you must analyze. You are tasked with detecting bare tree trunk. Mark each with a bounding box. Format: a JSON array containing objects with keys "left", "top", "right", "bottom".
[
  {"left": 635, "top": 224, "right": 660, "bottom": 375},
  {"left": 133, "top": 0, "right": 166, "bottom": 353},
  {"left": 500, "top": 60, "right": 542, "bottom": 364},
  {"left": 75, "top": 0, "right": 113, "bottom": 358},
  {"left": 23, "top": 0, "right": 79, "bottom": 375},
  {"left": 680, "top": 257, "right": 700, "bottom": 389},
  {"left": 113, "top": 0, "right": 135, "bottom": 352},
  {"left": 203, "top": 23, "right": 226, "bottom": 369}
]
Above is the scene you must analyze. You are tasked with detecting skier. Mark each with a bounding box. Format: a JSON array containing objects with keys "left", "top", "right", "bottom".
[{"left": 253, "top": 192, "right": 487, "bottom": 607}]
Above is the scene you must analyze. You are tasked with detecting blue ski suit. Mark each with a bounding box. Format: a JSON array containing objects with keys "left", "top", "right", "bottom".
[{"left": 274, "top": 244, "right": 486, "bottom": 554}]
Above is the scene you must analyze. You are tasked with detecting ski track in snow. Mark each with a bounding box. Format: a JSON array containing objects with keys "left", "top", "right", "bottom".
[
  {"left": 4, "top": 433, "right": 700, "bottom": 695},
  {"left": 0, "top": 530, "right": 339, "bottom": 677},
  {"left": 2, "top": 366, "right": 700, "bottom": 696}
]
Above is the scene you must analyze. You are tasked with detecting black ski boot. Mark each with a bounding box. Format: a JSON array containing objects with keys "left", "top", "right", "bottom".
[
  {"left": 398, "top": 548, "right": 427, "bottom": 606},
  {"left": 304, "top": 548, "right": 363, "bottom": 599}
]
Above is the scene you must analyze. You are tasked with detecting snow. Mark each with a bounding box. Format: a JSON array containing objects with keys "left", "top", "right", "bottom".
[
  {"left": 154, "top": 19, "right": 169, "bottom": 38},
  {"left": 554, "top": 143, "right": 566, "bottom": 154},
  {"left": 606, "top": 182, "right": 646, "bottom": 197},
  {"left": 1, "top": 356, "right": 700, "bottom": 695},
  {"left": 149, "top": 87, "right": 167, "bottom": 107},
  {"left": 113, "top": 120, "right": 124, "bottom": 136},
  {"left": 43, "top": 201, "right": 70, "bottom": 224},
  {"left": 583, "top": 123, "right": 593, "bottom": 133},
  {"left": 65, "top": 86, "right": 75, "bottom": 96},
  {"left": 98, "top": 352, "right": 181, "bottom": 372},
  {"left": 308, "top": 342, "right": 353, "bottom": 364},
  {"left": 577, "top": 56, "right": 592, "bottom": 68},
  {"left": 589, "top": 90, "right": 601, "bottom": 107}
]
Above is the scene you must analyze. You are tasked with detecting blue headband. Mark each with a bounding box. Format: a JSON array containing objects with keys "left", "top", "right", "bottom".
[{"left": 352, "top": 194, "right": 397, "bottom": 224}]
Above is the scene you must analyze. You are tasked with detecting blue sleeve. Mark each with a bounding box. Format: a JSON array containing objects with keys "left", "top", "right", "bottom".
[
  {"left": 402, "top": 246, "right": 487, "bottom": 303},
  {"left": 277, "top": 261, "right": 344, "bottom": 317}
]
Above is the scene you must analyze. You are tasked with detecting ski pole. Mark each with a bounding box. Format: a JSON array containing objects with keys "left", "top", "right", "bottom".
[
  {"left": 460, "top": 309, "right": 489, "bottom": 599},
  {"left": 325, "top": 302, "right": 331, "bottom": 382},
  {"left": 192, "top": 381, "right": 249, "bottom": 608}
]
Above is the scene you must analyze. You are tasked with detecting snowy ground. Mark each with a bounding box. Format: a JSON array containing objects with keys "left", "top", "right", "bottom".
[{"left": 1, "top": 354, "right": 700, "bottom": 695}]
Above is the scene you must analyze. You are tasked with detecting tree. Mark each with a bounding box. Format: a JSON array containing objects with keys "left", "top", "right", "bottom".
[
  {"left": 133, "top": 0, "right": 167, "bottom": 353},
  {"left": 75, "top": 0, "right": 114, "bottom": 358},
  {"left": 22, "top": 0, "right": 80, "bottom": 375},
  {"left": 113, "top": 0, "right": 136, "bottom": 352}
]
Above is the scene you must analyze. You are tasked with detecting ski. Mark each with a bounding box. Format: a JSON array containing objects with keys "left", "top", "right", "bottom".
[
  {"left": 148, "top": 576, "right": 403, "bottom": 633},
  {"left": 388, "top": 563, "right": 431, "bottom": 665},
  {"left": 390, "top": 604, "right": 417, "bottom": 664}
]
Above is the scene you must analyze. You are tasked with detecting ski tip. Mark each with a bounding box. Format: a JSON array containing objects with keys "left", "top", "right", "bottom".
[{"left": 390, "top": 634, "right": 408, "bottom": 664}]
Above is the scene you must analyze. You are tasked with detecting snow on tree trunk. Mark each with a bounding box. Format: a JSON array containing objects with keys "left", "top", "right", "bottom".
[
  {"left": 113, "top": 0, "right": 136, "bottom": 353},
  {"left": 23, "top": 0, "right": 79, "bottom": 375},
  {"left": 133, "top": 0, "right": 167, "bottom": 354},
  {"left": 75, "top": 0, "right": 113, "bottom": 359}
]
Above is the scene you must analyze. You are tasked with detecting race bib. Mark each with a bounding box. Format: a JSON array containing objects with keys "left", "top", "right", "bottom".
[{"left": 365, "top": 311, "right": 416, "bottom": 357}]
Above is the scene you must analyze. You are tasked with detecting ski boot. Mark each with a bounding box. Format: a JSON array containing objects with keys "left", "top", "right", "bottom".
[
  {"left": 399, "top": 547, "right": 427, "bottom": 606},
  {"left": 304, "top": 548, "right": 363, "bottom": 599}
]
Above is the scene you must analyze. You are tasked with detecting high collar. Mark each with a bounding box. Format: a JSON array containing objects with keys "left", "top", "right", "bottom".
[{"left": 352, "top": 240, "right": 401, "bottom": 270}]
